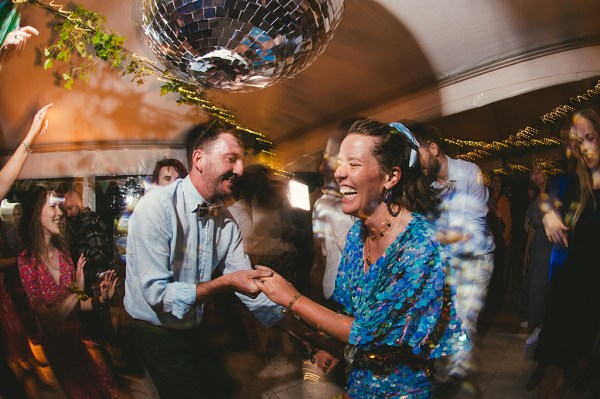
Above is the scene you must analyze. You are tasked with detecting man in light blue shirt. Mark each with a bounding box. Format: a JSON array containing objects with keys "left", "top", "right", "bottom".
[
  {"left": 410, "top": 121, "right": 495, "bottom": 395},
  {"left": 124, "top": 120, "right": 283, "bottom": 398}
]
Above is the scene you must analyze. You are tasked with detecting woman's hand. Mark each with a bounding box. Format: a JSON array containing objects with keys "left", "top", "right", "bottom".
[
  {"left": 0, "top": 26, "right": 39, "bottom": 67},
  {"left": 23, "top": 104, "right": 52, "bottom": 148},
  {"left": 542, "top": 210, "right": 569, "bottom": 247},
  {"left": 311, "top": 349, "right": 339, "bottom": 374},
  {"left": 99, "top": 270, "right": 118, "bottom": 302},
  {"left": 254, "top": 265, "right": 298, "bottom": 307},
  {"left": 75, "top": 254, "right": 86, "bottom": 290}
]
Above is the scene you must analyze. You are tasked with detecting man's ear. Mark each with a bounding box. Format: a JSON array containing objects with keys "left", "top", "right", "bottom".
[
  {"left": 191, "top": 148, "right": 203, "bottom": 172},
  {"left": 384, "top": 166, "right": 401, "bottom": 190},
  {"left": 430, "top": 142, "right": 440, "bottom": 157}
]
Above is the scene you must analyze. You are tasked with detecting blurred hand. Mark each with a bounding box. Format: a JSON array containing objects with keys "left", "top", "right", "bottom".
[
  {"left": 311, "top": 349, "right": 339, "bottom": 374},
  {"left": 100, "top": 270, "right": 118, "bottom": 302},
  {"left": 24, "top": 103, "right": 53, "bottom": 147},
  {"left": 542, "top": 210, "right": 569, "bottom": 247},
  {"left": 75, "top": 254, "right": 86, "bottom": 289},
  {"left": 0, "top": 26, "right": 39, "bottom": 66}
]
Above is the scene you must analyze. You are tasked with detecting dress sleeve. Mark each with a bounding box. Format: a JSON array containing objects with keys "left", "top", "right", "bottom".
[{"left": 17, "top": 252, "right": 44, "bottom": 308}]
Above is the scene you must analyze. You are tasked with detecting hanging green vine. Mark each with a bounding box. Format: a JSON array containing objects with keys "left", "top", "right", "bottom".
[{"left": 17, "top": 0, "right": 274, "bottom": 154}]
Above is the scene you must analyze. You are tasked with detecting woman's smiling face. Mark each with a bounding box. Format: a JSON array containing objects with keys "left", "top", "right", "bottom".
[
  {"left": 40, "top": 193, "right": 63, "bottom": 236},
  {"left": 573, "top": 115, "right": 600, "bottom": 173},
  {"left": 334, "top": 133, "right": 387, "bottom": 218}
]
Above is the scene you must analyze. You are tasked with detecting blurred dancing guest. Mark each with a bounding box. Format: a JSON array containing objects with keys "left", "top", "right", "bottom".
[
  {"left": 410, "top": 121, "right": 495, "bottom": 391},
  {"left": 535, "top": 108, "right": 600, "bottom": 397},
  {"left": 256, "top": 119, "right": 469, "bottom": 399},
  {"left": 18, "top": 187, "right": 119, "bottom": 398},
  {"left": 521, "top": 163, "right": 552, "bottom": 346},
  {"left": 311, "top": 121, "right": 357, "bottom": 302}
]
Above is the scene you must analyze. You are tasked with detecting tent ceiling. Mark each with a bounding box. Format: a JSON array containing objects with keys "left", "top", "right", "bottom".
[{"left": 1, "top": 0, "right": 600, "bottom": 168}]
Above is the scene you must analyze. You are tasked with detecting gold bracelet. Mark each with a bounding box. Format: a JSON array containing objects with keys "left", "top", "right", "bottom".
[
  {"left": 22, "top": 141, "right": 33, "bottom": 154},
  {"left": 286, "top": 291, "right": 302, "bottom": 312}
]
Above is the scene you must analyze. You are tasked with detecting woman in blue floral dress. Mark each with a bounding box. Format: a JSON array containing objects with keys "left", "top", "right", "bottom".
[{"left": 256, "top": 119, "right": 469, "bottom": 398}]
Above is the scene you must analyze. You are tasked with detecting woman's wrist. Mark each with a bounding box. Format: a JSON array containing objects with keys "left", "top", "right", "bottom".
[{"left": 21, "top": 141, "right": 33, "bottom": 154}]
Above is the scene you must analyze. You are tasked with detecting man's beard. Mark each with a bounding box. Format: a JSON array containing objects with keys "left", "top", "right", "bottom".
[{"left": 424, "top": 158, "right": 441, "bottom": 183}]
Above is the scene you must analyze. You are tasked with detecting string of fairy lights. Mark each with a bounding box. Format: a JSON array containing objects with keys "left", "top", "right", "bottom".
[
  {"left": 448, "top": 79, "right": 600, "bottom": 181},
  {"left": 14, "top": 0, "right": 600, "bottom": 182}
]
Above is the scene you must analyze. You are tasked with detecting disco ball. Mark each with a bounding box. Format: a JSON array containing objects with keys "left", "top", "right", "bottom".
[{"left": 142, "top": 0, "right": 344, "bottom": 92}]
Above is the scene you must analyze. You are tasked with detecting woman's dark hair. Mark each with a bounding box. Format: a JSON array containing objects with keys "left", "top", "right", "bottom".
[
  {"left": 151, "top": 158, "right": 187, "bottom": 183},
  {"left": 347, "top": 119, "right": 441, "bottom": 215},
  {"left": 19, "top": 186, "right": 69, "bottom": 264},
  {"left": 185, "top": 119, "right": 242, "bottom": 168}
]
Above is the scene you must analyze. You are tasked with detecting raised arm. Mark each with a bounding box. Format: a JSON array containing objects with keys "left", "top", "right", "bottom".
[{"left": 0, "top": 104, "right": 52, "bottom": 200}]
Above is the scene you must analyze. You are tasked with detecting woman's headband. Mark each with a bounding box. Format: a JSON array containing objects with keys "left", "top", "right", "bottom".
[{"left": 389, "top": 122, "right": 420, "bottom": 168}]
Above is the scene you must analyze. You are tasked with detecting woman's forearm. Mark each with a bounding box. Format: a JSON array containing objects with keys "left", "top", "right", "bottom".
[{"left": 288, "top": 294, "right": 353, "bottom": 343}]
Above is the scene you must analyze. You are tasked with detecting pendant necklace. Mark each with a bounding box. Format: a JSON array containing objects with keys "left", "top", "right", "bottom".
[{"left": 364, "top": 209, "right": 403, "bottom": 268}]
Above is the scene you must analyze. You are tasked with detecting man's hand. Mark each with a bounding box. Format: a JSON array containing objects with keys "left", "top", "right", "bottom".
[{"left": 226, "top": 268, "right": 273, "bottom": 297}]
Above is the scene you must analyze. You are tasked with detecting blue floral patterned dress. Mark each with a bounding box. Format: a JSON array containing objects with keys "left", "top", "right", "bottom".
[{"left": 333, "top": 213, "right": 469, "bottom": 398}]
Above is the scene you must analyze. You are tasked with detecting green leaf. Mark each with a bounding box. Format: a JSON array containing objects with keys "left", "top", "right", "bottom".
[
  {"left": 43, "top": 58, "right": 53, "bottom": 70},
  {"left": 44, "top": 48, "right": 51, "bottom": 57}
]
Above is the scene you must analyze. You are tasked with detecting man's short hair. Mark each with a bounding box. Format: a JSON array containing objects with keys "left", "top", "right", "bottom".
[
  {"left": 185, "top": 119, "right": 242, "bottom": 167},
  {"left": 402, "top": 120, "right": 444, "bottom": 150},
  {"left": 152, "top": 158, "right": 187, "bottom": 183}
]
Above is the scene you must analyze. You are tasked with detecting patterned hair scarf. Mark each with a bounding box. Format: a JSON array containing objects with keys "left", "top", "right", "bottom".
[{"left": 389, "top": 122, "right": 420, "bottom": 168}]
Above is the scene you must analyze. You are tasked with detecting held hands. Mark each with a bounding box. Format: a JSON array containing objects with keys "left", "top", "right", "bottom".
[
  {"left": 542, "top": 210, "right": 569, "bottom": 247},
  {"left": 253, "top": 265, "right": 298, "bottom": 307},
  {"left": 226, "top": 268, "right": 273, "bottom": 297},
  {"left": 75, "top": 254, "right": 86, "bottom": 290},
  {"left": 99, "top": 270, "right": 118, "bottom": 303}
]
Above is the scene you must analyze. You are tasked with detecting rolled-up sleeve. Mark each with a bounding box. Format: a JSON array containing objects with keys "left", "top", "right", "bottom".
[{"left": 126, "top": 193, "right": 196, "bottom": 321}]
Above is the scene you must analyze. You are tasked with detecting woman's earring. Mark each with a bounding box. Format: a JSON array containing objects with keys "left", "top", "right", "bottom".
[{"left": 383, "top": 188, "right": 393, "bottom": 204}]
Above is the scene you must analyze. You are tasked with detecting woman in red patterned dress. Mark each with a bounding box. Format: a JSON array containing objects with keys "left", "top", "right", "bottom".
[{"left": 17, "top": 186, "right": 119, "bottom": 398}]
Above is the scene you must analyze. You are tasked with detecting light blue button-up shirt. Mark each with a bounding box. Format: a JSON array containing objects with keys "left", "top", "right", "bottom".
[
  {"left": 434, "top": 156, "right": 495, "bottom": 256},
  {"left": 124, "top": 176, "right": 284, "bottom": 329}
]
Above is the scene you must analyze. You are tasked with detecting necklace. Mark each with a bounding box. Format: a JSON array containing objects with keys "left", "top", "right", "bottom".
[{"left": 364, "top": 209, "right": 404, "bottom": 268}]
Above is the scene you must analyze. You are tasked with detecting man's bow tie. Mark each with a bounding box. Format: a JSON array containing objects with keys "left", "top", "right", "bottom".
[{"left": 193, "top": 202, "right": 222, "bottom": 218}]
